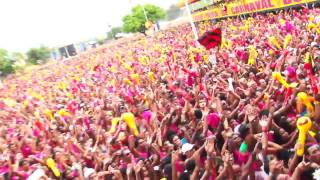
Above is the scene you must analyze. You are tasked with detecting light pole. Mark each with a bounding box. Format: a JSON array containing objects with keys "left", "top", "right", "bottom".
[
  {"left": 185, "top": 0, "right": 199, "bottom": 41},
  {"left": 129, "top": 0, "right": 148, "bottom": 22},
  {"left": 107, "top": 24, "right": 114, "bottom": 39},
  {"left": 142, "top": 5, "right": 149, "bottom": 21}
]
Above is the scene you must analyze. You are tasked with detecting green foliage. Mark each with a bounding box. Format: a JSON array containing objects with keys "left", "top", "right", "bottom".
[
  {"left": 0, "top": 49, "right": 14, "bottom": 76},
  {"left": 26, "top": 46, "right": 50, "bottom": 65},
  {"left": 96, "top": 36, "right": 106, "bottom": 45},
  {"left": 11, "top": 52, "right": 26, "bottom": 61},
  {"left": 0, "top": 49, "right": 8, "bottom": 59},
  {"left": 166, "top": 5, "right": 181, "bottom": 21},
  {"left": 0, "top": 47, "right": 50, "bottom": 76},
  {"left": 143, "top": 4, "right": 166, "bottom": 23},
  {"left": 122, "top": 4, "right": 165, "bottom": 33},
  {"left": 97, "top": 39, "right": 104, "bottom": 45},
  {"left": 107, "top": 27, "right": 123, "bottom": 39},
  {"left": 11, "top": 52, "right": 27, "bottom": 71},
  {"left": 122, "top": 14, "right": 143, "bottom": 33},
  {"left": 96, "top": 34, "right": 107, "bottom": 45}
]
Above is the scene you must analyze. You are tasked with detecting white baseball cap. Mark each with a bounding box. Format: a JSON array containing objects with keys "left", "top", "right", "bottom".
[
  {"left": 27, "top": 169, "right": 45, "bottom": 180},
  {"left": 181, "top": 143, "right": 194, "bottom": 154},
  {"left": 84, "top": 167, "right": 95, "bottom": 179}
]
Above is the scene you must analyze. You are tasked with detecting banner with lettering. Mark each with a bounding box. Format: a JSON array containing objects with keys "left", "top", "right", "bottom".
[{"left": 193, "top": 0, "right": 317, "bottom": 22}]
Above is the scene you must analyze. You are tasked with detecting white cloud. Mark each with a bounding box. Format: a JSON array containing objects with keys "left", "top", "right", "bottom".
[{"left": 0, "top": 0, "right": 174, "bottom": 52}]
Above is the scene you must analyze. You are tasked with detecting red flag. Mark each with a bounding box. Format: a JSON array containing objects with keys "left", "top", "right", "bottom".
[
  {"left": 198, "top": 28, "right": 222, "bottom": 50},
  {"left": 305, "top": 63, "right": 318, "bottom": 94}
]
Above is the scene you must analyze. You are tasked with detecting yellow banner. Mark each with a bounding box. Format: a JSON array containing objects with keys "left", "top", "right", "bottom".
[{"left": 193, "top": 0, "right": 317, "bottom": 22}]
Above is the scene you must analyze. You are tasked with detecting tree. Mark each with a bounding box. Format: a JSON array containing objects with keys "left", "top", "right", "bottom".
[
  {"left": 11, "top": 52, "right": 27, "bottom": 71},
  {"left": 26, "top": 46, "right": 50, "bottom": 65},
  {"left": 166, "top": 5, "right": 181, "bottom": 21},
  {"left": 97, "top": 38, "right": 105, "bottom": 45},
  {"left": 0, "top": 49, "right": 14, "bottom": 76},
  {"left": 107, "top": 27, "right": 123, "bottom": 39},
  {"left": 96, "top": 35, "right": 106, "bottom": 45},
  {"left": 122, "top": 4, "right": 166, "bottom": 33}
]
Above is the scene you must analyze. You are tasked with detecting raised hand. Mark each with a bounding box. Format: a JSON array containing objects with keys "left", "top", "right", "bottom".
[
  {"left": 126, "top": 164, "right": 133, "bottom": 176},
  {"left": 259, "top": 118, "right": 269, "bottom": 132},
  {"left": 134, "top": 160, "right": 143, "bottom": 174},
  {"left": 205, "top": 136, "right": 216, "bottom": 156}
]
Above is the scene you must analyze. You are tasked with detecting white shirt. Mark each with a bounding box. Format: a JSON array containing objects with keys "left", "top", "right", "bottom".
[{"left": 209, "top": 54, "right": 217, "bottom": 65}]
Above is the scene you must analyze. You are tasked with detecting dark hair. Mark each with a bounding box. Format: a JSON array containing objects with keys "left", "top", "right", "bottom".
[
  {"left": 169, "top": 91, "right": 175, "bottom": 99},
  {"left": 259, "top": 109, "right": 269, "bottom": 118},
  {"left": 163, "top": 164, "right": 172, "bottom": 180},
  {"left": 194, "top": 132, "right": 204, "bottom": 143},
  {"left": 134, "top": 138, "right": 140, "bottom": 148},
  {"left": 167, "top": 131, "right": 177, "bottom": 143},
  {"left": 219, "top": 94, "right": 226, "bottom": 101},
  {"left": 270, "top": 173, "right": 279, "bottom": 180},
  {"left": 137, "top": 157, "right": 145, "bottom": 162},
  {"left": 276, "top": 149, "right": 291, "bottom": 166},
  {"left": 215, "top": 133, "right": 225, "bottom": 152},
  {"left": 272, "top": 129, "right": 283, "bottom": 145},
  {"left": 249, "top": 67, "right": 258, "bottom": 74},
  {"left": 194, "top": 109, "right": 203, "bottom": 120},
  {"left": 264, "top": 157, "right": 270, "bottom": 174},
  {"left": 162, "top": 80, "right": 168, "bottom": 85},
  {"left": 208, "top": 125, "right": 214, "bottom": 132},
  {"left": 181, "top": 154, "right": 187, "bottom": 161},
  {"left": 300, "top": 167, "right": 316, "bottom": 180},
  {"left": 120, "top": 167, "right": 127, "bottom": 177},
  {"left": 185, "top": 159, "right": 196, "bottom": 172},
  {"left": 239, "top": 124, "right": 250, "bottom": 139},
  {"left": 106, "top": 175, "right": 113, "bottom": 180},
  {"left": 161, "top": 155, "right": 172, "bottom": 168},
  {"left": 279, "top": 117, "right": 292, "bottom": 133},
  {"left": 19, "top": 160, "right": 26, "bottom": 166},
  {"left": 201, "top": 149, "right": 207, "bottom": 158},
  {"left": 190, "top": 99, "right": 196, "bottom": 106},
  {"left": 315, "top": 133, "right": 320, "bottom": 143},
  {"left": 179, "top": 172, "right": 190, "bottom": 180}
]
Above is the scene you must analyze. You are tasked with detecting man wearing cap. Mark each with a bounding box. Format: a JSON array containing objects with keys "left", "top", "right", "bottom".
[{"left": 181, "top": 143, "right": 195, "bottom": 159}]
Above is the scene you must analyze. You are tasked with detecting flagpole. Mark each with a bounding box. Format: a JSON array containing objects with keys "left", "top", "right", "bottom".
[
  {"left": 142, "top": 6, "right": 149, "bottom": 21},
  {"left": 185, "top": 0, "right": 199, "bottom": 41},
  {"left": 129, "top": 0, "right": 148, "bottom": 21}
]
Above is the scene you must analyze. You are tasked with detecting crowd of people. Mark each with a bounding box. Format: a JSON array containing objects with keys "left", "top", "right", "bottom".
[{"left": 0, "top": 5, "right": 320, "bottom": 180}]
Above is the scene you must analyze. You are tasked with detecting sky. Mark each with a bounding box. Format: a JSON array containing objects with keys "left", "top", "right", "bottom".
[{"left": 0, "top": 0, "right": 174, "bottom": 52}]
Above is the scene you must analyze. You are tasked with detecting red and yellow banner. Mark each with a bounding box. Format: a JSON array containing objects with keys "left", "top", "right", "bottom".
[
  {"left": 177, "top": 0, "right": 200, "bottom": 7},
  {"left": 193, "top": 0, "right": 317, "bottom": 22}
]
